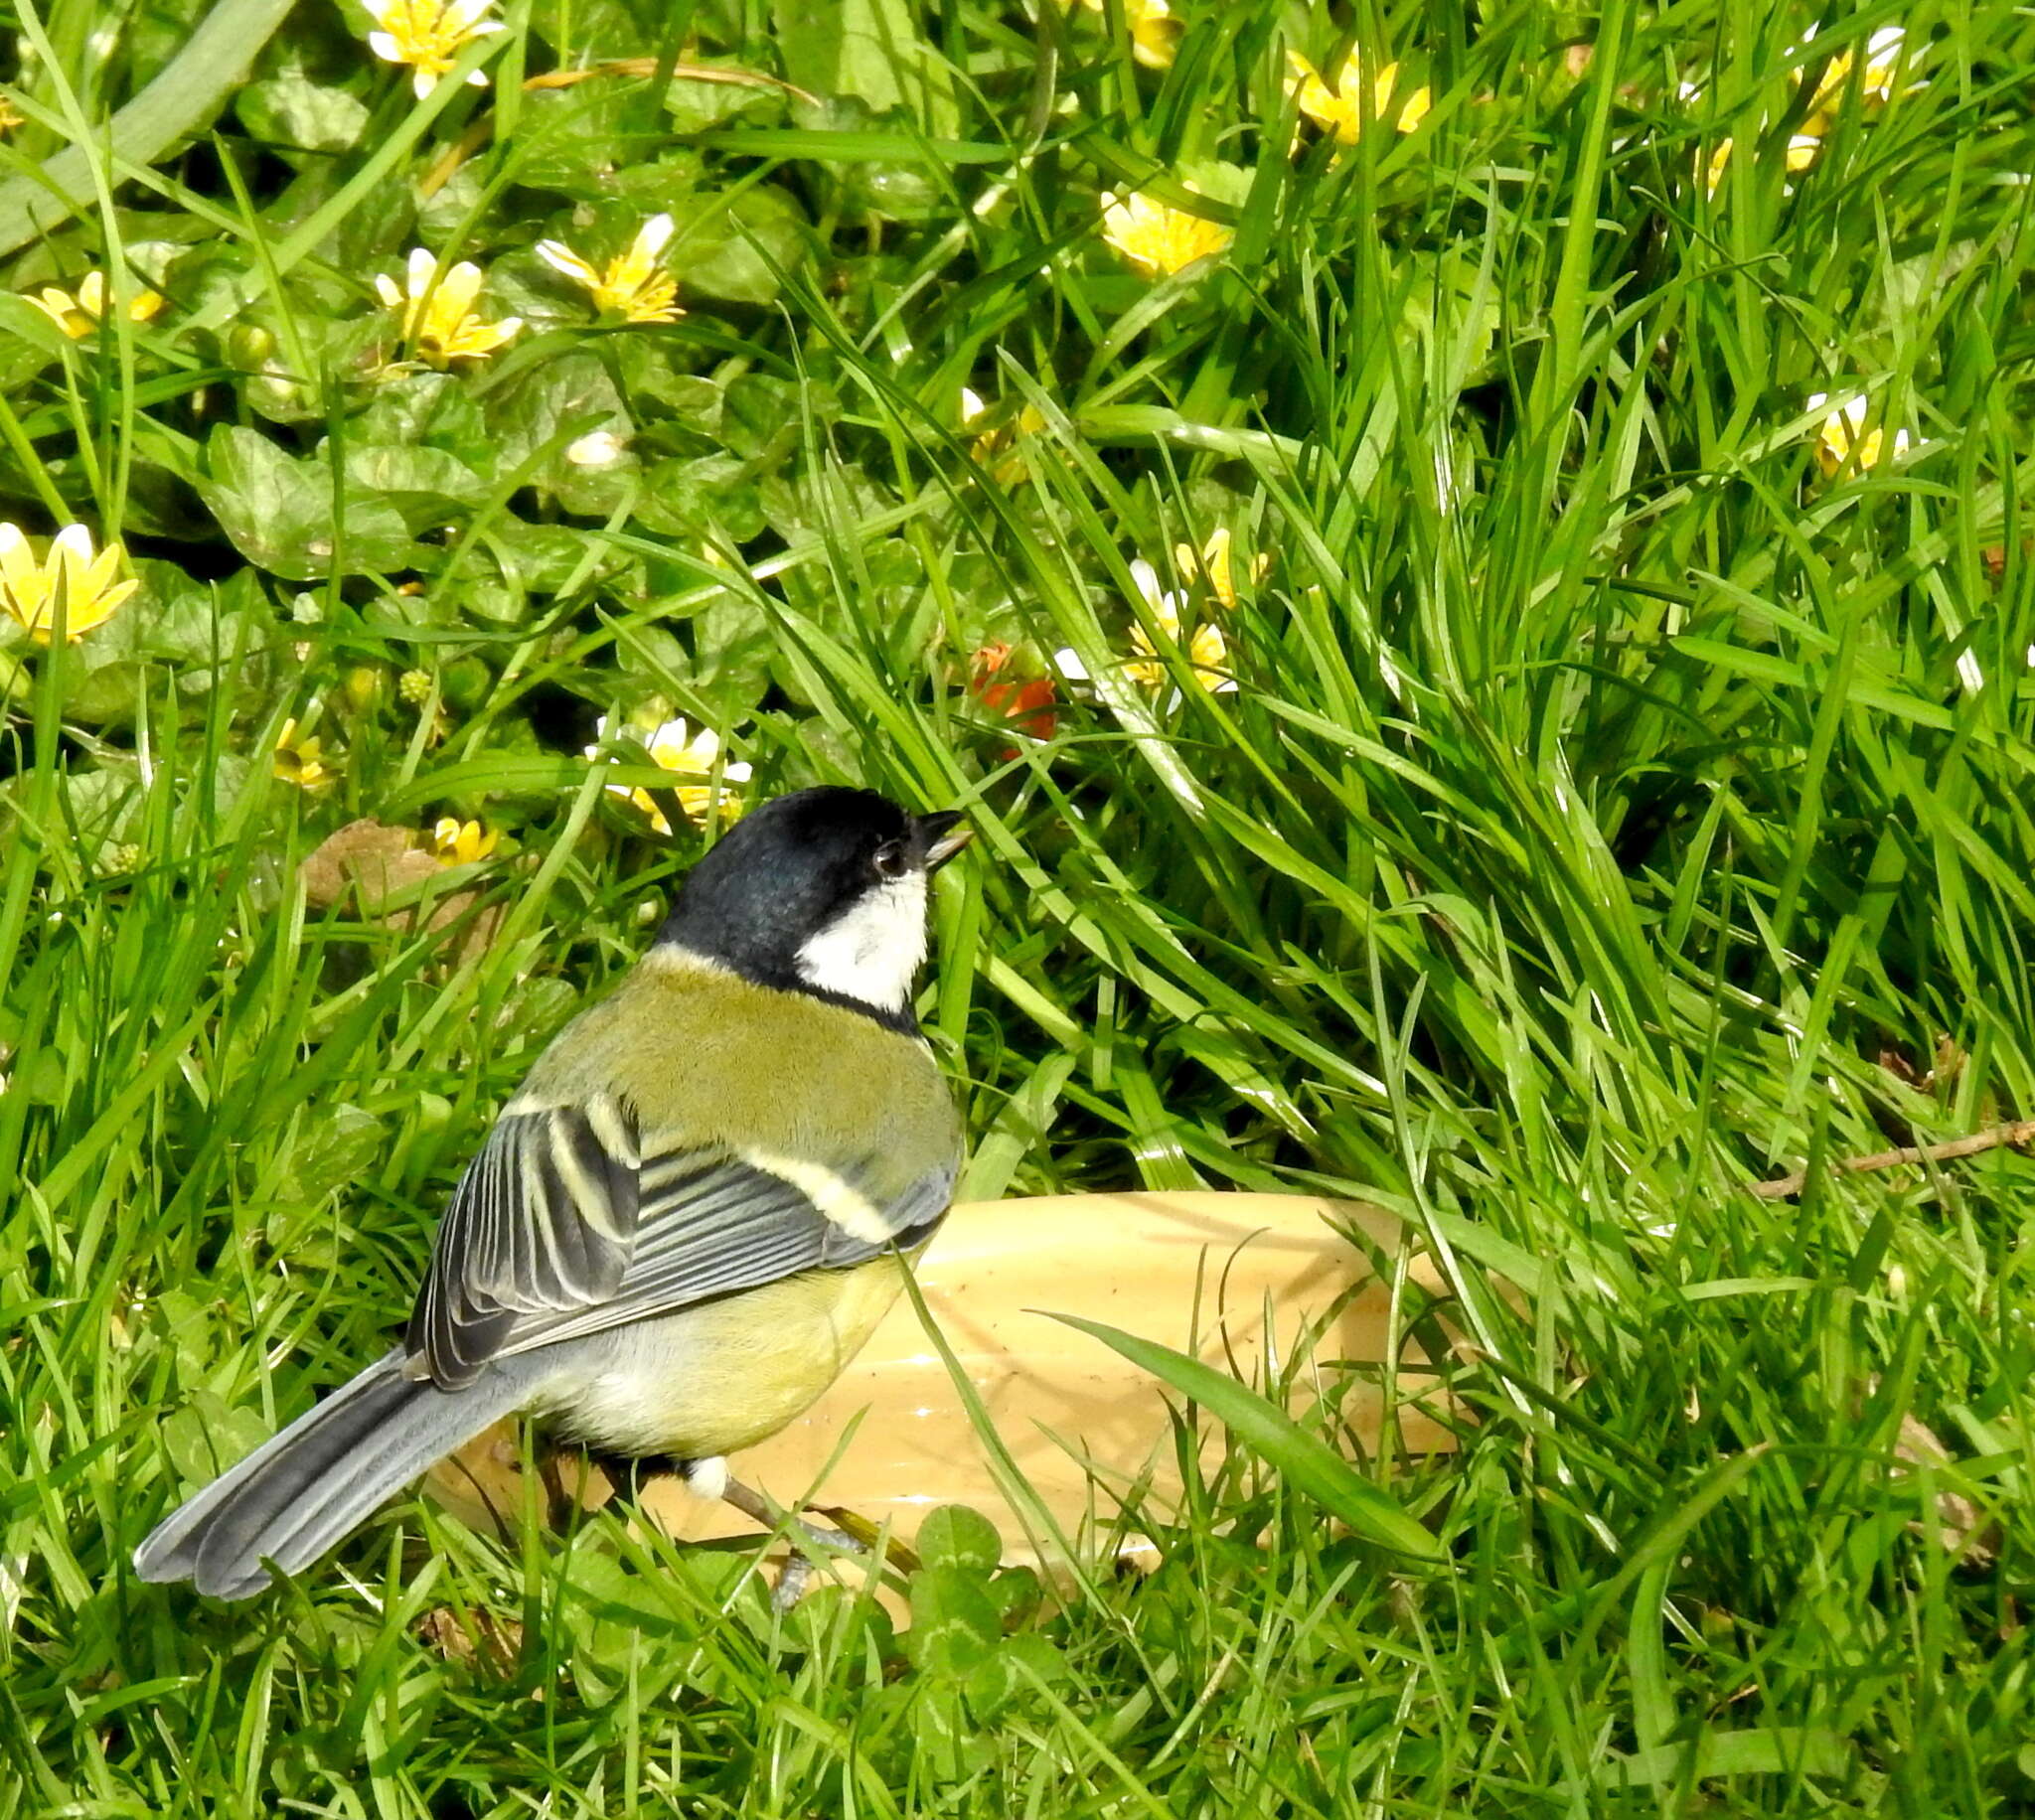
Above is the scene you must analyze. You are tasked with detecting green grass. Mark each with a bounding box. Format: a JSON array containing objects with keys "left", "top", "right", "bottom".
[{"left": 2, "top": 0, "right": 2033, "bottom": 1810}]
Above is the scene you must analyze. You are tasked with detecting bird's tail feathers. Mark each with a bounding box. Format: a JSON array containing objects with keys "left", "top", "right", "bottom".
[{"left": 134, "top": 1349, "right": 539, "bottom": 1599}]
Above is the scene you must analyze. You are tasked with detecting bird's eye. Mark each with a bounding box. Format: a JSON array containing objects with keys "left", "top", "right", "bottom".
[{"left": 873, "top": 839, "right": 910, "bottom": 880}]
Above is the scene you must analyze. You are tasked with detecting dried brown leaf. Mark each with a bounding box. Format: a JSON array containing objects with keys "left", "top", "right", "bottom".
[
  {"left": 301, "top": 820, "right": 438, "bottom": 910},
  {"left": 1893, "top": 1413, "right": 1996, "bottom": 1566},
  {"left": 417, "top": 1604, "right": 524, "bottom": 1678},
  {"left": 299, "top": 818, "right": 502, "bottom": 959}
]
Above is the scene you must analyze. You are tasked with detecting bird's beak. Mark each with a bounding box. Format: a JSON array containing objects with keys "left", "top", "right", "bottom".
[{"left": 917, "top": 811, "right": 973, "bottom": 872}]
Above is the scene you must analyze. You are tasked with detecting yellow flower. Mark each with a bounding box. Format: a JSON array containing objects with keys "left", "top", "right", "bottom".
[
  {"left": 273, "top": 718, "right": 331, "bottom": 790},
  {"left": 588, "top": 715, "right": 752, "bottom": 834},
  {"left": 429, "top": 817, "right": 498, "bottom": 865},
  {"left": 1123, "top": 559, "right": 1235, "bottom": 694},
  {"left": 1698, "top": 132, "right": 1819, "bottom": 198},
  {"left": 362, "top": 0, "right": 504, "bottom": 100},
  {"left": 1173, "top": 528, "right": 1268, "bottom": 610},
  {"left": 536, "top": 215, "right": 684, "bottom": 324},
  {"left": 0, "top": 94, "right": 24, "bottom": 133},
  {"left": 0, "top": 523, "right": 137, "bottom": 643},
  {"left": 960, "top": 387, "right": 1048, "bottom": 484},
  {"left": 374, "top": 249, "right": 521, "bottom": 367},
  {"left": 1801, "top": 25, "right": 1910, "bottom": 130},
  {"left": 1808, "top": 392, "right": 1912, "bottom": 476},
  {"left": 23, "top": 269, "right": 165, "bottom": 340},
  {"left": 1128, "top": 615, "right": 1231, "bottom": 693},
  {"left": 1287, "top": 49, "right": 1431, "bottom": 143},
  {"left": 1099, "top": 190, "right": 1232, "bottom": 279},
  {"left": 1071, "top": 0, "right": 1179, "bottom": 70}
]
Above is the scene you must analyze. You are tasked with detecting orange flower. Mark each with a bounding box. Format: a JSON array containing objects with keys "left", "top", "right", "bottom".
[{"left": 969, "top": 643, "right": 1058, "bottom": 750}]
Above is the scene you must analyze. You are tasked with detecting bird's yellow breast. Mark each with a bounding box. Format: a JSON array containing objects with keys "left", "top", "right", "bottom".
[{"left": 534, "top": 1253, "right": 918, "bottom": 1460}]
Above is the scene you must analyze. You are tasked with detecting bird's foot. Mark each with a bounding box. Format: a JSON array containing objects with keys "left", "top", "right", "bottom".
[{"left": 683, "top": 1458, "right": 866, "bottom": 1610}]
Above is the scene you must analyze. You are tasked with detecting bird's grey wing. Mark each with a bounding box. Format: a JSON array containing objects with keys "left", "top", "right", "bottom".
[
  {"left": 406, "top": 1097, "right": 955, "bottom": 1385},
  {"left": 487, "top": 1141, "right": 956, "bottom": 1357},
  {"left": 406, "top": 1095, "right": 641, "bottom": 1387}
]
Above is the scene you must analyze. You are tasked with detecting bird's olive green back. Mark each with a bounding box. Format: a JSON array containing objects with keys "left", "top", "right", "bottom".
[{"left": 525, "top": 952, "right": 962, "bottom": 1197}]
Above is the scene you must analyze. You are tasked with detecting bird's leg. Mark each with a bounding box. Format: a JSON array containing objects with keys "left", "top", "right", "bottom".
[
  {"left": 570, "top": 1448, "right": 864, "bottom": 1608},
  {"left": 678, "top": 1456, "right": 866, "bottom": 1610}
]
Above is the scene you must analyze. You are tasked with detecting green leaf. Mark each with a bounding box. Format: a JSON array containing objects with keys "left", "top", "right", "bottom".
[
  {"left": 906, "top": 1565, "right": 1001, "bottom": 1679},
  {"left": 353, "top": 371, "right": 495, "bottom": 472},
  {"left": 197, "top": 424, "right": 414, "bottom": 580},
  {"left": 916, "top": 1504, "right": 1002, "bottom": 1576},
  {"left": 340, "top": 443, "right": 488, "bottom": 531},
  {"left": 1597, "top": 1728, "right": 1858, "bottom": 1788},
  {"left": 235, "top": 70, "right": 371, "bottom": 155},
  {"left": 1047, "top": 1312, "right": 1443, "bottom": 1561},
  {"left": 663, "top": 69, "right": 786, "bottom": 136},
  {"left": 484, "top": 348, "right": 632, "bottom": 500},
  {"left": 162, "top": 1392, "right": 274, "bottom": 1490},
  {"left": 682, "top": 187, "right": 810, "bottom": 306},
  {"left": 274, "top": 1104, "right": 385, "bottom": 1205}
]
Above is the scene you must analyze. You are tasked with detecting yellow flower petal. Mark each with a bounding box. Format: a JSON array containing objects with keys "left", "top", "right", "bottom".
[
  {"left": 0, "top": 522, "right": 135, "bottom": 643},
  {"left": 535, "top": 239, "right": 601, "bottom": 286},
  {"left": 539, "top": 216, "right": 683, "bottom": 323},
  {"left": 589, "top": 714, "right": 751, "bottom": 830},
  {"left": 1808, "top": 392, "right": 1911, "bottom": 477},
  {"left": 26, "top": 287, "right": 90, "bottom": 338},
  {"left": 362, "top": 0, "right": 503, "bottom": 95},
  {"left": 273, "top": 716, "right": 332, "bottom": 790},
  {"left": 432, "top": 259, "right": 484, "bottom": 322},
  {"left": 1099, "top": 189, "right": 1232, "bottom": 279},
  {"left": 430, "top": 817, "right": 498, "bottom": 864},
  {"left": 1123, "top": 560, "right": 1236, "bottom": 695},
  {"left": 1072, "top": 0, "right": 1179, "bottom": 69},
  {"left": 1287, "top": 49, "right": 1429, "bottom": 143},
  {"left": 378, "top": 248, "right": 520, "bottom": 367},
  {"left": 20, "top": 267, "right": 159, "bottom": 339},
  {"left": 1173, "top": 528, "right": 1267, "bottom": 609}
]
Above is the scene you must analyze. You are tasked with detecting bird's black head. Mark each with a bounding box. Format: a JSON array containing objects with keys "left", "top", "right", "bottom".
[{"left": 659, "top": 786, "right": 969, "bottom": 1029}]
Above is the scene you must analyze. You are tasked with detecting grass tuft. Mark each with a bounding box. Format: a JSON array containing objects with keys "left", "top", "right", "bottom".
[{"left": 1, "top": 0, "right": 2031, "bottom": 1810}]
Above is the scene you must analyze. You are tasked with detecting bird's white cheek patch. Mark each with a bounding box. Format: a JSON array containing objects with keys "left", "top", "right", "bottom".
[{"left": 794, "top": 873, "right": 928, "bottom": 1014}]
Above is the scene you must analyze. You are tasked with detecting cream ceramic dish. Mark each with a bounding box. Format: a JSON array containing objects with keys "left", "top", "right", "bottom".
[{"left": 428, "top": 1191, "right": 1455, "bottom": 1569}]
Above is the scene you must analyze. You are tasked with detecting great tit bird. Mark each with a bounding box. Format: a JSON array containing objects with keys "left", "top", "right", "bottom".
[{"left": 136, "top": 786, "right": 970, "bottom": 1599}]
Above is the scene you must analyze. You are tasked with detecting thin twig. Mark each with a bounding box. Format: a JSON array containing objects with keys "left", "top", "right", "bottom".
[{"left": 1750, "top": 1120, "right": 2035, "bottom": 1199}]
